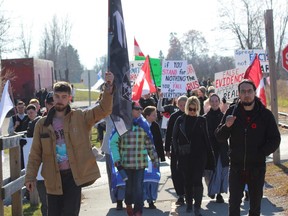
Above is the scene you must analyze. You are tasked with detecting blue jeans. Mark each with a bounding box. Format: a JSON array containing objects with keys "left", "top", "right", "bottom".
[{"left": 125, "top": 169, "right": 145, "bottom": 213}]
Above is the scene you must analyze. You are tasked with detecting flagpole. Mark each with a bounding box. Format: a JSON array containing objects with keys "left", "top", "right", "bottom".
[
  {"left": 107, "top": 0, "right": 113, "bottom": 72},
  {"left": 147, "top": 55, "right": 159, "bottom": 99}
]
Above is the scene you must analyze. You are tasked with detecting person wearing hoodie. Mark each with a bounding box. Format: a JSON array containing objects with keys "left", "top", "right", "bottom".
[{"left": 215, "top": 79, "right": 281, "bottom": 216}]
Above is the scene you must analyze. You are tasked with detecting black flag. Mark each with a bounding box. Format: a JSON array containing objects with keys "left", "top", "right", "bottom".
[{"left": 108, "top": 0, "right": 132, "bottom": 135}]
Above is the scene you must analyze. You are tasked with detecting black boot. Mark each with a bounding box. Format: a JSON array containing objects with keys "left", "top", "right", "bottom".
[
  {"left": 186, "top": 199, "right": 193, "bottom": 213},
  {"left": 194, "top": 207, "right": 203, "bottom": 216},
  {"left": 116, "top": 200, "right": 123, "bottom": 210}
]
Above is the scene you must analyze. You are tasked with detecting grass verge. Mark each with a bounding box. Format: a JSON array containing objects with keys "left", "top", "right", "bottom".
[
  {"left": 264, "top": 161, "right": 288, "bottom": 214},
  {"left": 4, "top": 203, "right": 41, "bottom": 216}
]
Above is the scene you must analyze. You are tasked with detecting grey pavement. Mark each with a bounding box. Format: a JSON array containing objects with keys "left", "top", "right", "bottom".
[{"left": 79, "top": 154, "right": 286, "bottom": 216}]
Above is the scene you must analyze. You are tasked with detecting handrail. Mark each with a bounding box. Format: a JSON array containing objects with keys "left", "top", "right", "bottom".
[{"left": 0, "top": 134, "right": 23, "bottom": 216}]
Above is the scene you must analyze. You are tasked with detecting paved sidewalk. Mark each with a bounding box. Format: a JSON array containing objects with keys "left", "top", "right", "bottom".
[{"left": 79, "top": 156, "right": 285, "bottom": 216}]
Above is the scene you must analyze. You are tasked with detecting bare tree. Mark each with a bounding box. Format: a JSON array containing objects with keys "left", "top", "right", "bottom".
[
  {"left": 38, "top": 14, "right": 74, "bottom": 81},
  {"left": 0, "top": 1, "right": 12, "bottom": 57},
  {"left": 181, "top": 29, "right": 208, "bottom": 60},
  {"left": 62, "top": 16, "right": 72, "bottom": 81},
  {"left": 166, "top": 33, "right": 184, "bottom": 60},
  {"left": 218, "top": 0, "right": 265, "bottom": 49},
  {"left": 39, "top": 15, "right": 62, "bottom": 67},
  {"left": 218, "top": 0, "right": 288, "bottom": 79},
  {"left": 18, "top": 23, "right": 32, "bottom": 58}
]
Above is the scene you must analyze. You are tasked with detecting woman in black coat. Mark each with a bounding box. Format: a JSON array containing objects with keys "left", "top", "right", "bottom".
[
  {"left": 203, "top": 93, "right": 229, "bottom": 203},
  {"left": 172, "top": 96, "right": 215, "bottom": 215}
]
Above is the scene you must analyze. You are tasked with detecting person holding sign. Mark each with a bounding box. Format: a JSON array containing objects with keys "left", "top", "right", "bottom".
[{"left": 215, "top": 79, "right": 280, "bottom": 216}]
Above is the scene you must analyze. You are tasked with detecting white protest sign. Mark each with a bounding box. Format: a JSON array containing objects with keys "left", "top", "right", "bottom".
[
  {"left": 161, "top": 116, "right": 169, "bottom": 129},
  {"left": 214, "top": 67, "right": 246, "bottom": 101},
  {"left": 234, "top": 49, "right": 269, "bottom": 73},
  {"left": 186, "top": 64, "right": 200, "bottom": 90},
  {"left": 23, "top": 137, "right": 44, "bottom": 180},
  {"left": 129, "top": 60, "right": 145, "bottom": 85},
  {"left": 161, "top": 60, "right": 187, "bottom": 98}
]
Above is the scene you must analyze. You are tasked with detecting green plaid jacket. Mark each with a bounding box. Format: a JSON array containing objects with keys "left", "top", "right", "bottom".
[{"left": 110, "top": 125, "right": 158, "bottom": 169}]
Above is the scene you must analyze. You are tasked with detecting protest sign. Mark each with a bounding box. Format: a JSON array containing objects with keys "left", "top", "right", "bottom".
[
  {"left": 22, "top": 138, "right": 44, "bottom": 180},
  {"left": 214, "top": 67, "right": 246, "bottom": 101},
  {"left": 129, "top": 60, "right": 144, "bottom": 85},
  {"left": 234, "top": 49, "right": 269, "bottom": 73},
  {"left": 186, "top": 64, "right": 200, "bottom": 90},
  {"left": 161, "top": 60, "right": 187, "bottom": 98}
]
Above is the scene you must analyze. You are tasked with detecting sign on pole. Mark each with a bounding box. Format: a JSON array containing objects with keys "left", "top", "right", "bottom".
[{"left": 282, "top": 45, "right": 288, "bottom": 72}]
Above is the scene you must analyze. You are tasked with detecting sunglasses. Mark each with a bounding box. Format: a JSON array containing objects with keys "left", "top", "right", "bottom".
[
  {"left": 188, "top": 107, "right": 197, "bottom": 112},
  {"left": 133, "top": 107, "right": 143, "bottom": 111}
]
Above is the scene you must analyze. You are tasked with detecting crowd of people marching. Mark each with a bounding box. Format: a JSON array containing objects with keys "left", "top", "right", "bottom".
[{"left": 7, "top": 72, "right": 280, "bottom": 216}]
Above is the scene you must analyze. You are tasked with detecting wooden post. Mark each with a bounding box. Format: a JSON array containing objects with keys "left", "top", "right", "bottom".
[
  {"left": 265, "top": 9, "right": 280, "bottom": 164},
  {"left": 0, "top": 148, "right": 4, "bottom": 216},
  {"left": 9, "top": 145, "right": 23, "bottom": 216}
]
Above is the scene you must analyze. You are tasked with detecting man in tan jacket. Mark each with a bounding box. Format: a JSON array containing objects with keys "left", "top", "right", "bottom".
[{"left": 25, "top": 72, "right": 114, "bottom": 216}]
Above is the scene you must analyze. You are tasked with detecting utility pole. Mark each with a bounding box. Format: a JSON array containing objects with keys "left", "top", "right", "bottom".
[
  {"left": 88, "top": 70, "right": 91, "bottom": 107},
  {"left": 265, "top": 9, "right": 280, "bottom": 164}
]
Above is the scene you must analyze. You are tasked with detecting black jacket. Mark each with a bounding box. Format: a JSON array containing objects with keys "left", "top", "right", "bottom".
[
  {"left": 215, "top": 98, "right": 281, "bottom": 170},
  {"left": 164, "top": 110, "right": 184, "bottom": 153},
  {"left": 172, "top": 114, "right": 215, "bottom": 170},
  {"left": 26, "top": 116, "right": 42, "bottom": 138},
  {"left": 150, "top": 121, "right": 165, "bottom": 162},
  {"left": 204, "top": 108, "right": 229, "bottom": 167}
]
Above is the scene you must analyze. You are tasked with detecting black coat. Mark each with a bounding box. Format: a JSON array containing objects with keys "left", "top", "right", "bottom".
[
  {"left": 164, "top": 110, "right": 184, "bottom": 153},
  {"left": 26, "top": 116, "right": 41, "bottom": 138},
  {"left": 172, "top": 114, "right": 215, "bottom": 170},
  {"left": 150, "top": 121, "right": 165, "bottom": 161},
  {"left": 204, "top": 108, "right": 229, "bottom": 167},
  {"left": 215, "top": 98, "right": 281, "bottom": 169}
]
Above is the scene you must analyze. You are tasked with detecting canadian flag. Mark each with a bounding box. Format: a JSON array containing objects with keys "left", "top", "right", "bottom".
[
  {"left": 134, "top": 37, "right": 145, "bottom": 57},
  {"left": 132, "top": 56, "right": 156, "bottom": 100},
  {"left": 244, "top": 54, "right": 267, "bottom": 106}
]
